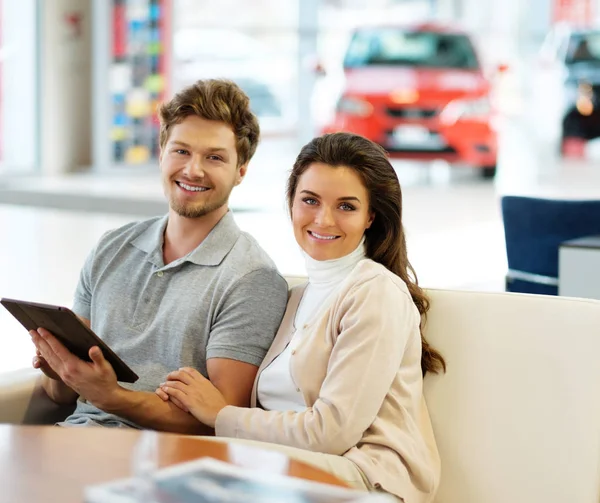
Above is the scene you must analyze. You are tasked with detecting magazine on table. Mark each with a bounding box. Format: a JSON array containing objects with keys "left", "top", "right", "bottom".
[{"left": 84, "top": 456, "right": 395, "bottom": 503}]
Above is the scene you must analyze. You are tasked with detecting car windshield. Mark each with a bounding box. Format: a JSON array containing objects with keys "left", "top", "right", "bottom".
[
  {"left": 343, "top": 29, "right": 479, "bottom": 70},
  {"left": 566, "top": 32, "right": 600, "bottom": 64}
]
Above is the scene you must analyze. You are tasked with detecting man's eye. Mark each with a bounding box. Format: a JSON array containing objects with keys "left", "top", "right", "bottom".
[
  {"left": 208, "top": 155, "right": 223, "bottom": 162},
  {"left": 175, "top": 149, "right": 189, "bottom": 155}
]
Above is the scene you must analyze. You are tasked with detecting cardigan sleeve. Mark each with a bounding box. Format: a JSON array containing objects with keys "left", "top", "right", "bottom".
[{"left": 215, "top": 274, "right": 418, "bottom": 455}]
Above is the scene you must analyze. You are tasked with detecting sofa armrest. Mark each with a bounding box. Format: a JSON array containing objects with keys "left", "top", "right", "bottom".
[
  {"left": 0, "top": 368, "right": 40, "bottom": 424},
  {"left": 0, "top": 368, "right": 76, "bottom": 425}
]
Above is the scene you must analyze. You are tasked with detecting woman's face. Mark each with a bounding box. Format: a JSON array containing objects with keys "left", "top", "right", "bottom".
[{"left": 291, "top": 162, "right": 374, "bottom": 261}]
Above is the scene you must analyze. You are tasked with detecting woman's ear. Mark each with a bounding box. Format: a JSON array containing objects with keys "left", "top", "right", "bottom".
[{"left": 366, "top": 212, "right": 375, "bottom": 229}]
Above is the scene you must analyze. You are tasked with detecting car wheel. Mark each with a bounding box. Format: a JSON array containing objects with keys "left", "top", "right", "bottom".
[{"left": 480, "top": 165, "right": 497, "bottom": 179}]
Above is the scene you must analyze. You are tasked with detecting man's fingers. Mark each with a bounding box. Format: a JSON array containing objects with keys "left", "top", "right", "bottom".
[
  {"left": 88, "top": 346, "right": 106, "bottom": 366},
  {"left": 37, "top": 328, "right": 73, "bottom": 364},
  {"left": 31, "top": 332, "right": 60, "bottom": 369},
  {"left": 30, "top": 331, "right": 42, "bottom": 351}
]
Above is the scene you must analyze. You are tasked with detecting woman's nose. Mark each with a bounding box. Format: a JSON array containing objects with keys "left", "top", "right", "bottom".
[{"left": 315, "top": 207, "right": 335, "bottom": 227}]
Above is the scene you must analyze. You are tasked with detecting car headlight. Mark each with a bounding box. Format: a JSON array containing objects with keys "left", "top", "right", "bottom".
[
  {"left": 336, "top": 97, "right": 373, "bottom": 117},
  {"left": 439, "top": 97, "right": 491, "bottom": 125},
  {"left": 576, "top": 82, "right": 594, "bottom": 116}
]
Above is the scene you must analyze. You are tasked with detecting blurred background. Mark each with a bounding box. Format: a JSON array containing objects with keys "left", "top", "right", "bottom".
[{"left": 1, "top": 0, "right": 600, "bottom": 371}]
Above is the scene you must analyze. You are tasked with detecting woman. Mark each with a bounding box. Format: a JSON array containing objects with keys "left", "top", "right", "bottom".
[{"left": 156, "top": 132, "right": 445, "bottom": 502}]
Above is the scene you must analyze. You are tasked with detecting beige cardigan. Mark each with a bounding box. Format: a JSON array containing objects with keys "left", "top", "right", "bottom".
[{"left": 215, "top": 260, "right": 440, "bottom": 502}]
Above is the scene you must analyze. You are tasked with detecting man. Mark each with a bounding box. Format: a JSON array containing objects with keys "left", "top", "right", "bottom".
[{"left": 30, "top": 79, "right": 288, "bottom": 432}]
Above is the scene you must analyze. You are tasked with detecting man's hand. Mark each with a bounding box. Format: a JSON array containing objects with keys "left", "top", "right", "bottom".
[
  {"left": 32, "top": 349, "right": 61, "bottom": 381},
  {"left": 157, "top": 368, "right": 228, "bottom": 428},
  {"left": 30, "top": 328, "right": 123, "bottom": 410}
]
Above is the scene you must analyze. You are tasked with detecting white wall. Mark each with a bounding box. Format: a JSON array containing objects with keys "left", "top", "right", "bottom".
[
  {"left": 1, "top": 0, "right": 38, "bottom": 171},
  {"left": 435, "top": 0, "right": 551, "bottom": 63},
  {"left": 40, "top": 0, "right": 92, "bottom": 174}
]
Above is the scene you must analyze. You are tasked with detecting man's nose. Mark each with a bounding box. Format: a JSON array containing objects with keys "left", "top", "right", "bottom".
[{"left": 184, "top": 155, "right": 205, "bottom": 178}]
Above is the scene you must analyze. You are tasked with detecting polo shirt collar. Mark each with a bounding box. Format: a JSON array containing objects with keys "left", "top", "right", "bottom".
[
  {"left": 187, "top": 211, "right": 241, "bottom": 266},
  {"left": 131, "top": 211, "right": 241, "bottom": 268}
]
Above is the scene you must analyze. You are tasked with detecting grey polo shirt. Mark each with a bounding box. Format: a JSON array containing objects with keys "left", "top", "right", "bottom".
[{"left": 62, "top": 211, "right": 288, "bottom": 428}]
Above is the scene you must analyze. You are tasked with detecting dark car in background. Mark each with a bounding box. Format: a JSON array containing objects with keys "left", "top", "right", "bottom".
[
  {"left": 537, "top": 25, "right": 600, "bottom": 155},
  {"left": 322, "top": 23, "right": 499, "bottom": 178}
]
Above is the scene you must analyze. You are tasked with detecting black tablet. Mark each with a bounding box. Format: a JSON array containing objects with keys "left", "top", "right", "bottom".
[{"left": 0, "top": 297, "right": 138, "bottom": 383}]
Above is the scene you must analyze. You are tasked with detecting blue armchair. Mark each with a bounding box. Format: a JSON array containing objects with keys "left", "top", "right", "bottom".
[{"left": 501, "top": 196, "right": 600, "bottom": 295}]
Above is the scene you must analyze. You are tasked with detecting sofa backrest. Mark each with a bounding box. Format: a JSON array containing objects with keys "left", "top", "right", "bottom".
[
  {"left": 284, "top": 276, "right": 600, "bottom": 501},
  {"left": 423, "top": 289, "right": 600, "bottom": 503}
]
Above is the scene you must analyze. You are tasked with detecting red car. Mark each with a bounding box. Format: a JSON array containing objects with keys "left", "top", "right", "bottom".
[{"left": 323, "top": 23, "right": 498, "bottom": 178}]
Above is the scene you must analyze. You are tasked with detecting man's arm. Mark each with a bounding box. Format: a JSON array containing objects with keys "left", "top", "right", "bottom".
[
  {"left": 99, "top": 387, "right": 213, "bottom": 434},
  {"left": 101, "top": 358, "right": 258, "bottom": 433},
  {"left": 31, "top": 327, "right": 208, "bottom": 433},
  {"left": 103, "top": 266, "right": 286, "bottom": 431},
  {"left": 206, "top": 358, "right": 259, "bottom": 407},
  {"left": 40, "top": 375, "right": 79, "bottom": 405},
  {"left": 32, "top": 328, "right": 258, "bottom": 434}
]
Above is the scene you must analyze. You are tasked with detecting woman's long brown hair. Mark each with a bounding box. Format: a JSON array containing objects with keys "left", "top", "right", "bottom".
[{"left": 287, "top": 132, "right": 446, "bottom": 374}]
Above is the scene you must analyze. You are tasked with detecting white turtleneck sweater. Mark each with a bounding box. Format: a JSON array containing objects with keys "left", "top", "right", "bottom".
[{"left": 257, "top": 238, "right": 366, "bottom": 412}]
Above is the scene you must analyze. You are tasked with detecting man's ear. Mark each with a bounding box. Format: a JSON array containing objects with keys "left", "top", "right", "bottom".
[{"left": 235, "top": 163, "right": 249, "bottom": 186}]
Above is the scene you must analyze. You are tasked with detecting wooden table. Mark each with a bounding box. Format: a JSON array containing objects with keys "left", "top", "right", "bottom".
[{"left": 0, "top": 425, "right": 347, "bottom": 503}]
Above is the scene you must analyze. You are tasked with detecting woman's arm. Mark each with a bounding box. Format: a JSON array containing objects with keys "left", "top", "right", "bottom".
[{"left": 214, "top": 275, "right": 418, "bottom": 455}]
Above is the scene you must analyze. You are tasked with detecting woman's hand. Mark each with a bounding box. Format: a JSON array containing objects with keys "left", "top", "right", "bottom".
[
  {"left": 155, "top": 386, "right": 189, "bottom": 413},
  {"left": 157, "top": 367, "right": 228, "bottom": 428}
]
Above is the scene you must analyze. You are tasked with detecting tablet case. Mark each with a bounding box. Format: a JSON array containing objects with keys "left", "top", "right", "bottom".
[{"left": 0, "top": 298, "right": 138, "bottom": 383}]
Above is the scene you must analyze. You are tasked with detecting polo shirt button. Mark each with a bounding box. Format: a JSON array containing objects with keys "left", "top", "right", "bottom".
[
  {"left": 296, "top": 388, "right": 301, "bottom": 392},
  {"left": 291, "top": 349, "right": 296, "bottom": 355},
  {"left": 157, "top": 271, "right": 164, "bottom": 277}
]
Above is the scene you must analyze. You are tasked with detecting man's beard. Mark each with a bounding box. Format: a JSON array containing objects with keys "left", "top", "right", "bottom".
[{"left": 169, "top": 190, "right": 230, "bottom": 219}]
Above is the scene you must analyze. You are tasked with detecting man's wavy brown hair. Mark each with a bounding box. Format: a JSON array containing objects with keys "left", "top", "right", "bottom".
[{"left": 159, "top": 79, "right": 260, "bottom": 166}]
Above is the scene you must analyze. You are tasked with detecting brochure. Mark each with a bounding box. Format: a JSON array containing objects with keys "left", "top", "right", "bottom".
[{"left": 84, "top": 457, "right": 395, "bottom": 503}]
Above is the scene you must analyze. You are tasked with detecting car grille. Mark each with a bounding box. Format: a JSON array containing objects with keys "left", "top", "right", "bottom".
[
  {"left": 385, "top": 145, "right": 458, "bottom": 154},
  {"left": 385, "top": 107, "right": 438, "bottom": 119},
  {"left": 384, "top": 129, "right": 456, "bottom": 154}
]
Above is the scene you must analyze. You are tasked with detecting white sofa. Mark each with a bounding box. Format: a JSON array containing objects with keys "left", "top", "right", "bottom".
[{"left": 2, "top": 286, "right": 600, "bottom": 503}]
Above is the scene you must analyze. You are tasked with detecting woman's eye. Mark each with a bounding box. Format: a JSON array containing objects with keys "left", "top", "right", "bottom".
[
  {"left": 339, "top": 203, "right": 356, "bottom": 211},
  {"left": 302, "top": 198, "right": 318, "bottom": 206}
]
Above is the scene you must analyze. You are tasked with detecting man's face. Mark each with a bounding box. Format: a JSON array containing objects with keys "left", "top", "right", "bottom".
[{"left": 159, "top": 116, "right": 246, "bottom": 219}]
